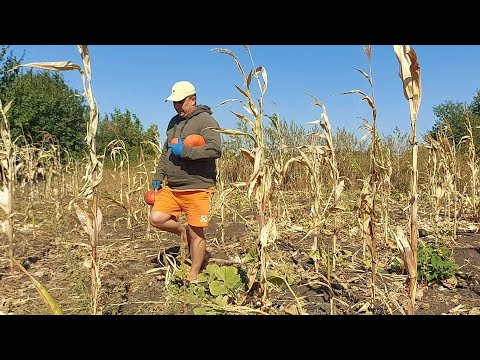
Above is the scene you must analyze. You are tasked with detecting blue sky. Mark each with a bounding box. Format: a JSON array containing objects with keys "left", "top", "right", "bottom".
[{"left": 8, "top": 45, "right": 480, "bottom": 142}]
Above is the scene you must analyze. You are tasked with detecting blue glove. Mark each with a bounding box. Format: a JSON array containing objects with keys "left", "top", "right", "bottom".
[
  {"left": 152, "top": 180, "right": 162, "bottom": 190},
  {"left": 169, "top": 137, "right": 184, "bottom": 157}
]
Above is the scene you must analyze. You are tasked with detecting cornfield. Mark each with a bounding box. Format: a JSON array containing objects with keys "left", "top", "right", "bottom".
[{"left": 1, "top": 45, "right": 479, "bottom": 316}]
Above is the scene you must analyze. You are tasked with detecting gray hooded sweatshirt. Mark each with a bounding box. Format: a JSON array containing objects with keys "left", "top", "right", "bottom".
[{"left": 153, "top": 105, "right": 222, "bottom": 190}]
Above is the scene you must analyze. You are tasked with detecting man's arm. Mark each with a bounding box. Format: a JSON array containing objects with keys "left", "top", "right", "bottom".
[
  {"left": 153, "top": 139, "right": 169, "bottom": 184},
  {"left": 180, "top": 117, "right": 222, "bottom": 161}
]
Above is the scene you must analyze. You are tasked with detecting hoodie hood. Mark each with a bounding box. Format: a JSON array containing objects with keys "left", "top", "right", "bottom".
[{"left": 186, "top": 105, "right": 212, "bottom": 119}]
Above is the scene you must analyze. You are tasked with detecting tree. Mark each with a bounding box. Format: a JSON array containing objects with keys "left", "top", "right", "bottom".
[
  {"left": 470, "top": 89, "right": 480, "bottom": 115},
  {"left": 431, "top": 101, "right": 469, "bottom": 142},
  {"left": 430, "top": 91, "right": 480, "bottom": 155},
  {"left": 0, "top": 45, "right": 23, "bottom": 100},
  {"left": 3, "top": 69, "right": 87, "bottom": 156},
  {"left": 97, "top": 108, "right": 159, "bottom": 159}
]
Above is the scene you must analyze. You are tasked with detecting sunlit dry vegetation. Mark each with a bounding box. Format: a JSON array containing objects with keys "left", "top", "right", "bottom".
[{"left": 1, "top": 45, "right": 480, "bottom": 315}]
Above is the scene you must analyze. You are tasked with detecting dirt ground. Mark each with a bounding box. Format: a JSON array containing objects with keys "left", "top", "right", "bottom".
[{"left": 1, "top": 191, "right": 480, "bottom": 315}]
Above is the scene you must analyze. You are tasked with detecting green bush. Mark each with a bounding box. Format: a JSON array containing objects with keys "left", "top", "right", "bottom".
[{"left": 417, "top": 243, "right": 458, "bottom": 283}]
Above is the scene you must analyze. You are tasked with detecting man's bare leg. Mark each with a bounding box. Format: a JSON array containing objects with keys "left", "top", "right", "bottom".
[
  {"left": 185, "top": 224, "right": 206, "bottom": 281},
  {"left": 149, "top": 211, "right": 187, "bottom": 260}
]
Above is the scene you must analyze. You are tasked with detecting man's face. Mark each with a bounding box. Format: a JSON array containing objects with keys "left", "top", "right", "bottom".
[{"left": 173, "top": 96, "right": 196, "bottom": 117}]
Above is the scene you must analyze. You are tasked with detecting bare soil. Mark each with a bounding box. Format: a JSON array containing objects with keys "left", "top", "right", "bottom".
[{"left": 1, "top": 193, "right": 480, "bottom": 315}]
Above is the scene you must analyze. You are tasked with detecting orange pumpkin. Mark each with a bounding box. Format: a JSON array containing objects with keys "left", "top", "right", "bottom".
[
  {"left": 143, "top": 189, "right": 158, "bottom": 205},
  {"left": 171, "top": 134, "right": 206, "bottom": 147}
]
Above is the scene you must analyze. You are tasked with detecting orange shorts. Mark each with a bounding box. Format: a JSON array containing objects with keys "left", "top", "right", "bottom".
[{"left": 152, "top": 186, "right": 212, "bottom": 227}]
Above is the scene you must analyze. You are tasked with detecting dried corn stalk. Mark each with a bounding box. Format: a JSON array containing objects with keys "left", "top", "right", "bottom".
[
  {"left": 342, "top": 45, "right": 379, "bottom": 302},
  {"left": 394, "top": 44, "right": 422, "bottom": 315},
  {"left": 211, "top": 46, "right": 287, "bottom": 301},
  {"left": 19, "top": 45, "right": 103, "bottom": 314},
  {"left": 0, "top": 99, "right": 15, "bottom": 272}
]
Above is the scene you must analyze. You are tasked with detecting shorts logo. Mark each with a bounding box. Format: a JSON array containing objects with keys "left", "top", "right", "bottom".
[{"left": 200, "top": 215, "right": 208, "bottom": 223}]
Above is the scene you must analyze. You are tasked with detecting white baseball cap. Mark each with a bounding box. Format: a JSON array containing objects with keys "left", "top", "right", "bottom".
[{"left": 165, "top": 81, "right": 196, "bottom": 102}]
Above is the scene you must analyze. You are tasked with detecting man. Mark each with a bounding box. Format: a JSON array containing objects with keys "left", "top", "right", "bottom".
[{"left": 149, "top": 81, "right": 222, "bottom": 281}]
